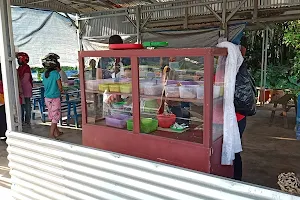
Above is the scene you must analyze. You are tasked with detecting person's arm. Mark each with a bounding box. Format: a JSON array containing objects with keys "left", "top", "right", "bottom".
[
  {"left": 57, "top": 79, "right": 63, "bottom": 94},
  {"left": 56, "top": 72, "right": 63, "bottom": 93},
  {"left": 17, "top": 74, "right": 23, "bottom": 96}
]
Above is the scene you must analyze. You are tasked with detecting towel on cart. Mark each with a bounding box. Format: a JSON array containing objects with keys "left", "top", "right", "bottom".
[{"left": 217, "top": 41, "right": 244, "bottom": 165}]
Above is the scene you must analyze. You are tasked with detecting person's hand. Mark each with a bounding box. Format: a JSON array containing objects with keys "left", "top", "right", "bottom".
[
  {"left": 105, "top": 94, "right": 117, "bottom": 104},
  {"left": 19, "top": 91, "right": 24, "bottom": 98}
]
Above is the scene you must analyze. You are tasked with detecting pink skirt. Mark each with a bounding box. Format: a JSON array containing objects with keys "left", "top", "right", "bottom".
[{"left": 45, "top": 98, "right": 61, "bottom": 123}]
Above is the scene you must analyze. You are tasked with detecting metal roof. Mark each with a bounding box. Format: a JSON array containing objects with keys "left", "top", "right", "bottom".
[
  {"left": 11, "top": 0, "right": 300, "bottom": 32},
  {"left": 11, "top": 0, "right": 152, "bottom": 14}
]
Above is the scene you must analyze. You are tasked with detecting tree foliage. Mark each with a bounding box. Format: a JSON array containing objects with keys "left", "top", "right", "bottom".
[{"left": 243, "top": 22, "right": 298, "bottom": 89}]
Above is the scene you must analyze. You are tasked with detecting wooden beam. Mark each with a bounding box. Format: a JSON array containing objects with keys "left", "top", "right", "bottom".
[
  {"left": 253, "top": 0, "right": 258, "bottom": 20},
  {"left": 205, "top": 5, "right": 222, "bottom": 22},
  {"left": 184, "top": 7, "right": 188, "bottom": 28},
  {"left": 226, "top": 0, "right": 247, "bottom": 22}
]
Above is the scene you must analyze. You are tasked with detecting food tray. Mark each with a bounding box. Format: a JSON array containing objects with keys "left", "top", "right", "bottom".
[
  {"left": 105, "top": 114, "right": 131, "bottom": 129},
  {"left": 179, "top": 85, "right": 197, "bottom": 99},
  {"left": 109, "top": 83, "right": 120, "bottom": 92},
  {"left": 165, "top": 84, "right": 180, "bottom": 98},
  {"left": 127, "top": 118, "right": 158, "bottom": 133},
  {"left": 120, "top": 83, "right": 132, "bottom": 93}
]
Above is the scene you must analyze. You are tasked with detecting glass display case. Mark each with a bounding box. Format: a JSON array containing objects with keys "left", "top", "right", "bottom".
[{"left": 79, "top": 48, "right": 232, "bottom": 177}]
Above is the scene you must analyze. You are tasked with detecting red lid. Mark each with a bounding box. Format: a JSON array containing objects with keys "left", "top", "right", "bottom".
[{"left": 109, "top": 44, "right": 144, "bottom": 50}]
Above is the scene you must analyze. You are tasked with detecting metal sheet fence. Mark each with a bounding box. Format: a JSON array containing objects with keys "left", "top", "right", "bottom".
[{"left": 6, "top": 131, "right": 300, "bottom": 200}]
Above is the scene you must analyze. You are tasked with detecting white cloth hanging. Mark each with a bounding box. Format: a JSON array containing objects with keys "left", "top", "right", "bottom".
[{"left": 217, "top": 41, "right": 244, "bottom": 165}]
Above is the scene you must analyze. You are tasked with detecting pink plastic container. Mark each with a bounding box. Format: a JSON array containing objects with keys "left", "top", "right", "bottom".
[{"left": 105, "top": 114, "right": 131, "bottom": 129}]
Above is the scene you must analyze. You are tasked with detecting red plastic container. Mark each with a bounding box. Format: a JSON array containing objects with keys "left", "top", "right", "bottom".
[{"left": 157, "top": 114, "right": 176, "bottom": 128}]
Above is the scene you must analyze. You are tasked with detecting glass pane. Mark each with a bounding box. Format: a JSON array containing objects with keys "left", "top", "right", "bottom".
[
  {"left": 84, "top": 57, "right": 133, "bottom": 131},
  {"left": 138, "top": 56, "right": 204, "bottom": 143},
  {"left": 212, "top": 56, "right": 225, "bottom": 141}
]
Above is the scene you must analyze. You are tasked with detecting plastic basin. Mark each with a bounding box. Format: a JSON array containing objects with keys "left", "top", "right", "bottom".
[
  {"left": 157, "top": 114, "right": 176, "bottom": 128},
  {"left": 120, "top": 83, "right": 132, "bottom": 93},
  {"left": 105, "top": 114, "right": 130, "bottom": 129},
  {"left": 165, "top": 85, "right": 180, "bottom": 98},
  {"left": 127, "top": 118, "right": 158, "bottom": 133}
]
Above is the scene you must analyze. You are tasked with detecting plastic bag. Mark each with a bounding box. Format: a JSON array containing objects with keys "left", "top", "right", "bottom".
[{"left": 234, "top": 62, "right": 256, "bottom": 116}]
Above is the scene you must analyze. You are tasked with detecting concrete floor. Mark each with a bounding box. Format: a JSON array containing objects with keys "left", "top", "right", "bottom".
[{"left": 0, "top": 106, "right": 299, "bottom": 194}]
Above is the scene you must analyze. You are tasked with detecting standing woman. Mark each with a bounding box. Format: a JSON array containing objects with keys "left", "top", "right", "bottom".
[
  {"left": 42, "top": 53, "right": 63, "bottom": 139},
  {"left": 0, "top": 64, "right": 7, "bottom": 140},
  {"left": 16, "top": 52, "right": 33, "bottom": 126}
]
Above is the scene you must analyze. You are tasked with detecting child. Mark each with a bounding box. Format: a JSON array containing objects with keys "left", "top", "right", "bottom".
[
  {"left": 42, "top": 53, "right": 63, "bottom": 139},
  {"left": 16, "top": 52, "right": 33, "bottom": 125}
]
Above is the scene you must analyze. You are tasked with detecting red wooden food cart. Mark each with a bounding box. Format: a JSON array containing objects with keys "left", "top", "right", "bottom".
[{"left": 79, "top": 47, "right": 232, "bottom": 177}]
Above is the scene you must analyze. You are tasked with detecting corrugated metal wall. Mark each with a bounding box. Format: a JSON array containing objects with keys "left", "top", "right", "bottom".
[
  {"left": 80, "top": 0, "right": 300, "bottom": 38},
  {"left": 6, "top": 131, "right": 300, "bottom": 200},
  {"left": 81, "top": 15, "right": 136, "bottom": 38},
  {"left": 141, "top": 0, "right": 300, "bottom": 20}
]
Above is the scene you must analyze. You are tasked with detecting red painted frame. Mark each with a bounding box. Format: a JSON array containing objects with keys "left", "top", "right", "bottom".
[{"left": 79, "top": 48, "right": 232, "bottom": 177}]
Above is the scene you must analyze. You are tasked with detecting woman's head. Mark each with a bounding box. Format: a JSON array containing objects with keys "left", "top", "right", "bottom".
[
  {"left": 16, "top": 52, "right": 29, "bottom": 65},
  {"left": 42, "top": 53, "right": 60, "bottom": 68},
  {"left": 109, "top": 35, "right": 123, "bottom": 44},
  {"left": 42, "top": 53, "right": 60, "bottom": 78},
  {"left": 89, "top": 59, "right": 96, "bottom": 68},
  {"left": 124, "top": 67, "right": 131, "bottom": 78}
]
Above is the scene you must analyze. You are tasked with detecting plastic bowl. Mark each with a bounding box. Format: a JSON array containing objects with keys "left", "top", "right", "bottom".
[
  {"left": 109, "top": 83, "right": 120, "bottom": 92},
  {"left": 99, "top": 84, "right": 109, "bottom": 92},
  {"left": 157, "top": 114, "right": 176, "bottom": 128},
  {"left": 111, "top": 102, "right": 126, "bottom": 109},
  {"left": 127, "top": 118, "right": 158, "bottom": 133},
  {"left": 144, "top": 84, "right": 163, "bottom": 96},
  {"left": 165, "top": 84, "right": 180, "bottom": 98},
  {"left": 179, "top": 85, "right": 198, "bottom": 99},
  {"left": 120, "top": 83, "right": 132, "bottom": 93},
  {"left": 196, "top": 85, "right": 204, "bottom": 99},
  {"left": 86, "top": 80, "right": 102, "bottom": 91},
  {"left": 106, "top": 114, "right": 130, "bottom": 129}
]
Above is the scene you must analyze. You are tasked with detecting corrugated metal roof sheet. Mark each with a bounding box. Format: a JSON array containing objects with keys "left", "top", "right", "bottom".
[
  {"left": 7, "top": 131, "right": 300, "bottom": 200},
  {"left": 11, "top": 0, "right": 299, "bottom": 15},
  {"left": 11, "top": 0, "right": 151, "bottom": 13}
]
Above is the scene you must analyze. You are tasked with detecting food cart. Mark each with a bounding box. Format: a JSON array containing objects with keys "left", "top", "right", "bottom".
[{"left": 79, "top": 47, "right": 232, "bottom": 177}]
